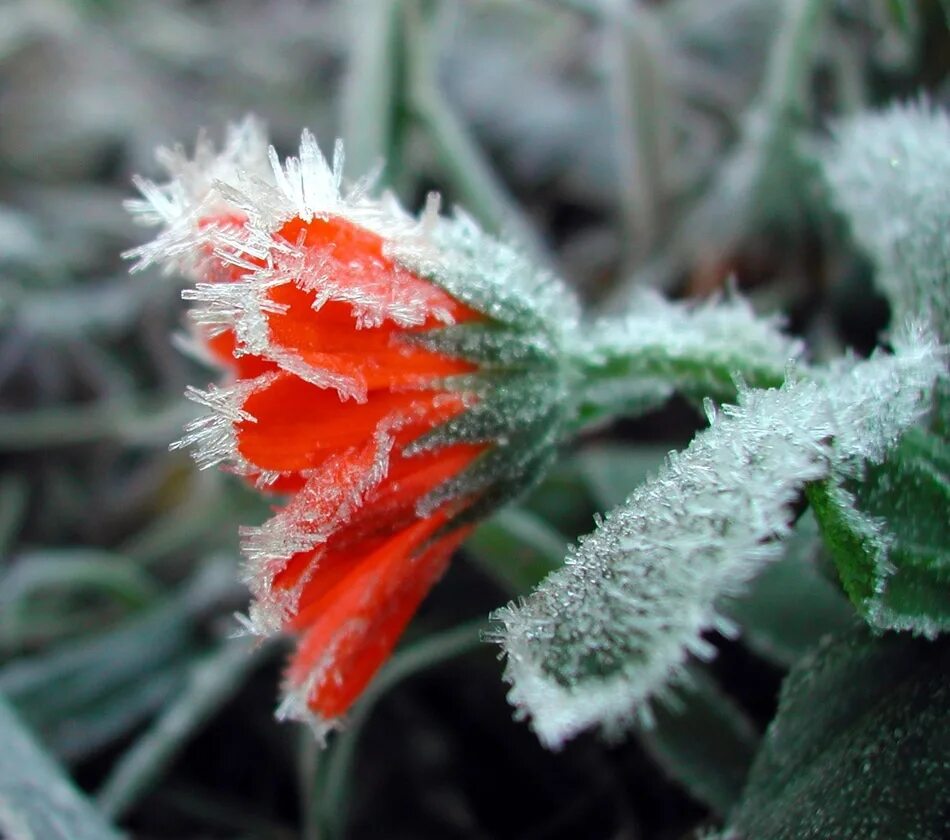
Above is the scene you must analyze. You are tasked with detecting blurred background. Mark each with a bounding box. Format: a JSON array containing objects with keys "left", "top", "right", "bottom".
[{"left": 0, "top": 0, "right": 946, "bottom": 838}]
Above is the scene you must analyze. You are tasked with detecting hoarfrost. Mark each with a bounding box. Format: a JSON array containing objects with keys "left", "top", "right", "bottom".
[
  {"left": 240, "top": 432, "right": 393, "bottom": 636},
  {"left": 388, "top": 209, "right": 580, "bottom": 337},
  {"left": 821, "top": 100, "right": 950, "bottom": 340},
  {"left": 588, "top": 289, "right": 801, "bottom": 379},
  {"left": 574, "top": 290, "right": 803, "bottom": 412}
]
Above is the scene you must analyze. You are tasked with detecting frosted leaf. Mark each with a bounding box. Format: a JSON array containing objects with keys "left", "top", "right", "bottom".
[
  {"left": 494, "top": 334, "right": 942, "bottom": 748},
  {"left": 821, "top": 100, "right": 950, "bottom": 340},
  {"left": 817, "top": 325, "right": 945, "bottom": 470},
  {"left": 809, "top": 425, "right": 950, "bottom": 638},
  {"left": 494, "top": 381, "right": 832, "bottom": 748}
]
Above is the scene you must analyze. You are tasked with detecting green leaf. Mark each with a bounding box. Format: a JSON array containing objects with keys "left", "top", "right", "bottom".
[
  {"left": 639, "top": 668, "right": 758, "bottom": 817},
  {"left": 576, "top": 443, "right": 668, "bottom": 509},
  {"left": 0, "top": 559, "right": 237, "bottom": 759},
  {"left": 96, "top": 638, "right": 268, "bottom": 820},
  {"left": 809, "top": 427, "right": 950, "bottom": 636},
  {"left": 725, "top": 511, "right": 854, "bottom": 666},
  {"left": 0, "top": 694, "right": 125, "bottom": 840},
  {"left": 726, "top": 627, "right": 950, "bottom": 839},
  {"left": 467, "top": 506, "right": 567, "bottom": 593}
]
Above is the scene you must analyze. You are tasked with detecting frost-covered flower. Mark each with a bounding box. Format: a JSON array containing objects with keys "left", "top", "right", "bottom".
[{"left": 126, "top": 118, "right": 578, "bottom": 735}]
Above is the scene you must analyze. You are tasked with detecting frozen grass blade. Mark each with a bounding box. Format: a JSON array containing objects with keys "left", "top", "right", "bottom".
[
  {"left": 0, "top": 694, "right": 125, "bottom": 840},
  {"left": 604, "top": 0, "right": 829, "bottom": 303},
  {"left": 602, "top": 1, "right": 672, "bottom": 263},
  {"left": 403, "top": 0, "right": 550, "bottom": 265},
  {"left": 340, "top": 0, "right": 404, "bottom": 183},
  {"left": 0, "top": 559, "right": 239, "bottom": 759},
  {"left": 0, "top": 397, "right": 194, "bottom": 450},
  {"left": 96, "top": 637, "right": 269, "bottom": 820}
]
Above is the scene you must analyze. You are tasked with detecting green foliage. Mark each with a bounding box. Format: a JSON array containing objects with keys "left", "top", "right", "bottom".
[
  {"left": 0, "top": 560, "right": 236, "bottom": 761},
  {"left": 810, "top": 427, "right": 950, "bottom": 635},
  {"left": 467, "top": 506, "right": 566, "bottom": 593},
  {"left": 724, "top": 512, "right": 854, "bottom": 666},
  {"left": 639, "top": 668, "right": 758, "bottom": 818},
  {"left": 724, "top": 627, "right": 950, "bottom": 840}
]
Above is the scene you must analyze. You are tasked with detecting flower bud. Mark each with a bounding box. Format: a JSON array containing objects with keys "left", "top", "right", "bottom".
[{"left": 126, "top": 118, "right": 578, "bottom": 735}]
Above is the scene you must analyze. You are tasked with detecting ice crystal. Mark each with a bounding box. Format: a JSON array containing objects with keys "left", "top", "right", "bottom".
[
  {"left": 494, "top": 332, "right": 943, "bottom": 748},
  {"left": 389, "top": 209, "right": 580, "bottom": 337},
  {"left": 821, "top": 100, "right": 950, "bottom": 340}
]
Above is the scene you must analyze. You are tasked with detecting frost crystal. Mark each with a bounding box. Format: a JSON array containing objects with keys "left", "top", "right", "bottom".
[
  {"left": 494, "top": 332, "right": 943, "bottom": 748},
  {"left": 572, "top": 290, "right": 803, "bottom": 422},
  {"left": 821, "top": 100, "right": 950, "bottom": 340}
]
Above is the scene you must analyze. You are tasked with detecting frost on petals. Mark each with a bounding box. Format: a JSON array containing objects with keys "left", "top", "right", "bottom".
[{"left": 126, "top": 118, "right": 575, "bottom": 737}]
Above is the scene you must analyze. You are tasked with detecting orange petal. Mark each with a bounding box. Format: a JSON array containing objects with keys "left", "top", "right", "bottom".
[
  {"left": 206, "top": 329, "right": 278, "bottom": 380},
  {"left": 277, "top": 442, "right": 482, "bottom": 615},
  {"left": 285, "top": 516, "right": 470, "bottom": 719},
  {"left": 345, "top": 443, "right": 483, "bottom": 532},
  {"left": 236, "top": 373, "right": 466, "bottom": 472},
  {"left": 275, "top": 216, "right": 478, "bottom": 325}
]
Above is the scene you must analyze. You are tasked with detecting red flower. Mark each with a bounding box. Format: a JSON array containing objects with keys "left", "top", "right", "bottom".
[{"left": 127, "top": 120, "right": 576, "bottom": 735}]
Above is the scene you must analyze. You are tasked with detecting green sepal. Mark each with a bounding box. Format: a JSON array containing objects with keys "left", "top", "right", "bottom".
[
  {"left": 418, "top": 406, "right": 565, "bottom": 515},
  {"left": 405, "top": 370, "right": 566, "bottom": 454},
  {"left": 403, "top": 322, "right": 560, "bottom": 370}
]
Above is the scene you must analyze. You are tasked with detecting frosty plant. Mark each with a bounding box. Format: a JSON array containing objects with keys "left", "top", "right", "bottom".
[
  {"left": 126, "top": 104, "right": 947, "bottom": 757},
  {"left": 125, "top": 118, "right": 580, "bottom": 734}
]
